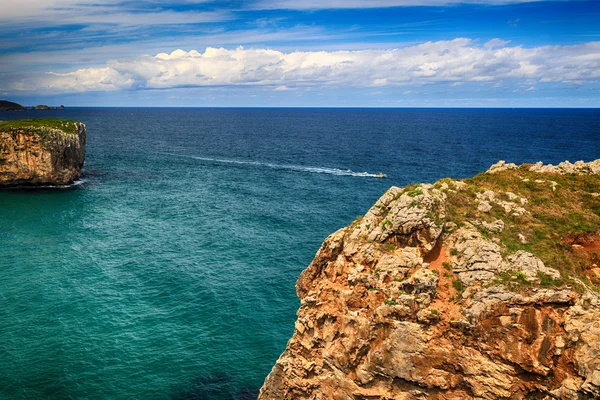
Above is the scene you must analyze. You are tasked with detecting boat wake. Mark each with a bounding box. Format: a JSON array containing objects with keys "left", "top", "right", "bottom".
[{"left": 166, "top": 154, "right": 385, "bottom": 178}]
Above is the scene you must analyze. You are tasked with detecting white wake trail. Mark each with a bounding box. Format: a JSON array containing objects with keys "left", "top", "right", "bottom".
[{"left": 165, "top": 154, "right": 385, "bottom": 178}]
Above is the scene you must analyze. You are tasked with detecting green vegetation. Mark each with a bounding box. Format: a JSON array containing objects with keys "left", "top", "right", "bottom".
[
  {"left": 452, "top": 279, "right": 465, "bottom": 293},
  {"left": 384, "top": 299, "right": 397, "bottom": 306},
  {"left": 0, "top": 118, "right": 79, "bottom": 136},
  {"left": 538, "top": 272, "right": 564, "bottom": 288},
  {"left": 407, "top": 187, "right": 423, "bottom": 197},
  {"left": 514, "top": 272, "right": 530, "bottom": 286},
  {"left": 381, "top": 220, "right": 393, "bottom": 230},
  {"left": 442, "top": 165, "right": 600, "bottom": 290},
  {"left": 409, "top": 200, "right": 421, "bottom": 209},
  {"left": 383, "top": 243, "right": 396, "bottom": 251}
]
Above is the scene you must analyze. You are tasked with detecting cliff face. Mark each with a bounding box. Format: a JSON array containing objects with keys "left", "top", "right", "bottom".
[
  {"left": 260, "top": 160, "right": 600, "bottom": 400},
  {"left": 0, "top": 119, "right": 86, "bottom": 186}
]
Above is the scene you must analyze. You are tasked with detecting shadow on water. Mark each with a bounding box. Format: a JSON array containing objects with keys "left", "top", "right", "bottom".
[
  {"left": 0, "top": 180, "right": 88, "bottom": 192},
  {"left": 171, "top": 373, "right": 260, "bottom": 400},
  {"left": 0, "top": 167, "right": 160, "bottom": 193}
]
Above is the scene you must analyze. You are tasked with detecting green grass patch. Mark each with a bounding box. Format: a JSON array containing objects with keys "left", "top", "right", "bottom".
[
  {"left": 537, "top": 272, "right": 563, "bottom": 288},
  {"left": 452, "top": 279, "right": 464, "bottom": 293},
  {"left": 439, "top": 167, "right": 600, "bottom": 283},
  {"left": 514, "top": 272, "right": 531, "bottom": 286},
  {"left": 383, "top": 243, "right": 395, "bottom": 251},
  {"left": 407, "top": 188, "right": 423, "bottom": 197},
  {"left": 0, "top": 118, "right": 79, "bottom": 136}
]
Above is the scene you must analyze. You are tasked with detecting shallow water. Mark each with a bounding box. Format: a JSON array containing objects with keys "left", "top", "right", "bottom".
[{"left": 0, "top": 108, "right": 598, "bottom": 399}]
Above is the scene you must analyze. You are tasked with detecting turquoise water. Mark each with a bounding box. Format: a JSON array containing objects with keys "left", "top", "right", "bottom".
[{"left": 1, "top": 108, "right": 599, "bottom": 399}]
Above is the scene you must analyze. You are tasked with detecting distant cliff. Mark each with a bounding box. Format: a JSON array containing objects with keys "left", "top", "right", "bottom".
[
  {"left": 0, "top": 100, "right": 25, "bottom": 111},
  {"left": 0, "top": 119, "right": 86, "bottom": 187},
  {"left": 260, "top": 159, "right": 600, "bottom": 399}
]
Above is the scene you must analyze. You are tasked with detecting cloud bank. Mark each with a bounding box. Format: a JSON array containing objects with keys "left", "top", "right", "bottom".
[{"left": 7, "top": 39, "right": 600, "bottom": 93}]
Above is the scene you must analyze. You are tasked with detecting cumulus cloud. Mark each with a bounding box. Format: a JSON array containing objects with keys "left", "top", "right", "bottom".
[
  {"left": 7, "top": 39, "right": 600, "bottom": 93},
  {"left": 484, "top": 38, "right": 510, "bottom": 49}
]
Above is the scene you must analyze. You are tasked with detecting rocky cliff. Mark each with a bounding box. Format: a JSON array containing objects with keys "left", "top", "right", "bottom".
[
  {"left": 260, "top": 159, "right": 600, "bottom": 400},
  {"left": 0, "top": 119, "right": 86, "bottom": 187}
]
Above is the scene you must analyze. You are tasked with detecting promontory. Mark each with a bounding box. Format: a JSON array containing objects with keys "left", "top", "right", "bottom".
[
  {"left": 0, "top": 118, "right": 86, "bottom": 187},
  {"left": 260, "top": 159, "right": 600, "bottom": 399}
]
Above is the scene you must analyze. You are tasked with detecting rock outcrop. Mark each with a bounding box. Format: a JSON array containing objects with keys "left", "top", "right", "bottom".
[
  {"left": 260, "top": 159, "right": 600, "bottom": 399},
  {"left": 0, "top": 119, "right": 86, "bottom": 186}
]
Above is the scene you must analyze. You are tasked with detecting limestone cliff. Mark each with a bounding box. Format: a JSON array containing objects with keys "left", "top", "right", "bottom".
[
  {"left": 0, "top": 119, "right": 86, "bottom": 187},
  {"left": 260, "top": 159, "right": 600, "bottom": 400}
]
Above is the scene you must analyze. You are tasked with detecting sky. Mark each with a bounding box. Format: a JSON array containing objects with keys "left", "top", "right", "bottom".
[{"left": 0, "top": 0, "right": 599, "bottom": 107}]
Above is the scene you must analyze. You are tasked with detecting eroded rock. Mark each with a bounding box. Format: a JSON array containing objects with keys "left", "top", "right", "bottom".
[
  {"left": 259, "top": 160, "right": 600, "bottom": 400},
  {"left": 0, "top": 120, "right": 86, "bottom": 186}
]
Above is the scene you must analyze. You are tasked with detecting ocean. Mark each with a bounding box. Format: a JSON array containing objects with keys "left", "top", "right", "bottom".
[{"left": 0, "top": 108, "right": 598, "bottom": 399}]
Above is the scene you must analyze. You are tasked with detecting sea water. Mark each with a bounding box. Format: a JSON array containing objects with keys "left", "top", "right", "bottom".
[{"left": 0, "top": 108, "right": 598, "bottom": 399}]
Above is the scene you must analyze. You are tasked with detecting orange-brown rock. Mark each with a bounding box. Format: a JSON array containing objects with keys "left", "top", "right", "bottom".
[
  {"left": 0, "top": 119, "right": 86, "bottom": 186},
  {"left": 260, "top": 160, "right": 600, "bottom": 400}
]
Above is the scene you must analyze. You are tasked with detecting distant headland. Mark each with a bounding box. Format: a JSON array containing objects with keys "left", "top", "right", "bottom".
[{"left": 0, "top": 100, "right": 65, "bottom": 111}]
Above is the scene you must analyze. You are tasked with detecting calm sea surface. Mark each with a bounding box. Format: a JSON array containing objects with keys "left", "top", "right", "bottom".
[{"left": 0, "top": 108, "right": 599, "bottom": 399}]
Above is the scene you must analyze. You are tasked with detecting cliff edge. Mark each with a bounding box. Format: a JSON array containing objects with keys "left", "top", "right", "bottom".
[
  {"left": 0, "top": 119, "right": 86, "bottom": 187},
  {"left": 260, "top": 159, "right": 600, "bottom": 400}
]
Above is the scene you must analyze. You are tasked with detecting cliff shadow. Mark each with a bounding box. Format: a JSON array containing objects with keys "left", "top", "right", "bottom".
[{"left": 171, "top": 372, "right": 259, "bottom": 400}]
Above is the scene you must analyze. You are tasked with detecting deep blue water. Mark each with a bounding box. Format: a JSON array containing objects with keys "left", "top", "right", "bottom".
[{"left": 0, "top": 108, "right": 598, "bottom": 399}]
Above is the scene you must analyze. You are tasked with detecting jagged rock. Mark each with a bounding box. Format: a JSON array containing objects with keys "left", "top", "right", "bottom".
[
  {"left": 486, "top": 160, "right": 518, "bottom": 173},
  {"left": 259, "top": 160, "right": 600, "bottom": 400},
  {"left": 355, "top": 185, "right": 445, "bottom": 255},
  {"left": 472, "top": 219, "right": 505, "bottom": 233},
  {"left": 0, "top": 119, "right": 86, "bottom": 186},
  {"left": 476, "top": 189, "right": 528, "bottom": 216},
  {"left": 529, "top": 159, "right": 600, "bottom": 175},
  {"left": 451, "top": 226, "right": 508, "bottom": 284},
  {"left": 507, "top": 250, "right": 561, "bottom": 282},
  {"left": 416, "top": 307, "right": 441, "bottom": 324}
]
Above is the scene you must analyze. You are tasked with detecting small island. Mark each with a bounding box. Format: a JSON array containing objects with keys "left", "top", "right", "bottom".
[
  {"left": 0, "top": 100, "right": 66, "bottom": 111},
  {"left": 0, "top": 118, "right": 86, "bottom": 187}
]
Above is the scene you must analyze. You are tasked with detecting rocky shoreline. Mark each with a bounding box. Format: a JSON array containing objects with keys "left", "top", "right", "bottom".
[
  {"left": 0, "top": 119, "right": 86, "bottom": 187},
  {"left": 259, "top": 160, "right": 600, "bottom": 399}
]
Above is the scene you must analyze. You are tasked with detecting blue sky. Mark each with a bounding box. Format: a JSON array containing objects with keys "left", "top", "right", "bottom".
[{"left": 1, "top": 0, "right": 599, "bottom": 107}]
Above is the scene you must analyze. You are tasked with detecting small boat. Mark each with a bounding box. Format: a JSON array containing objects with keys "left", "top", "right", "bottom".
[{"left": 376, "top": 172, "right": 387, "bottom": 178}]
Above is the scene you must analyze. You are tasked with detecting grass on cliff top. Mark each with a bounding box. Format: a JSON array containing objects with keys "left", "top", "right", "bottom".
[
  {"left": 0, "top": 118, "right": 79, "bottom": 136},
  {"left": 442, "top": 165, "right": 600, "bottom": 290}
]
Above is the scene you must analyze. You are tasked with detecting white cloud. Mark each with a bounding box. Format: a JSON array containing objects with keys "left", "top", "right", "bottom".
[
  {"left": 274, "top": 85, "right": 296, "bottom": 91},
  {"left": 0, "top": 0, "right": 229, "bottom": 27},
  {"left": 5, "top": 39, "right": 600, "bottom": 93},
  {"left": 484, "top": 38, "right": 510, "bottom": 49},
  {"left": 251, "top": 0, "right": 541, "bottom": 10}
]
